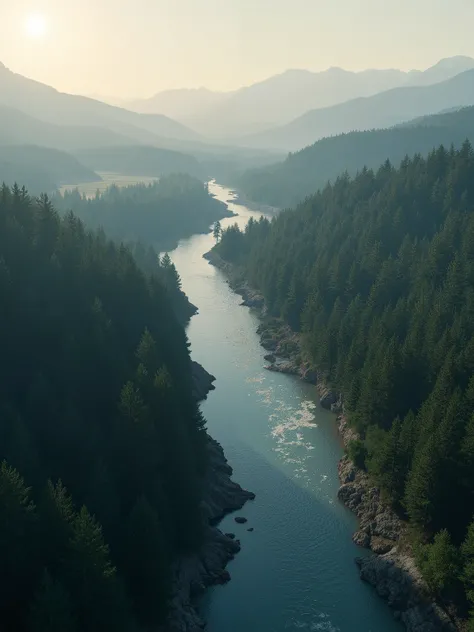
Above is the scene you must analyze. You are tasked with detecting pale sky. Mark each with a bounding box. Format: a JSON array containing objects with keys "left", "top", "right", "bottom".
[{"left": 2, "top": 0, "right": 474, "bottom": 98}]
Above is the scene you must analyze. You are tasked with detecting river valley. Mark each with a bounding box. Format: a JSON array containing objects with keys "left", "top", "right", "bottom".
[{"left": 168, "top": 181, "right": 402, "bottom": 632}]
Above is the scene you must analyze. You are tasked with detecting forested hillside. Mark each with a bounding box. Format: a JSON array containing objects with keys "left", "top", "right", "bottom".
[
  {"left": 74, "top": 145, "right": 204, "bottom": 180},
  {"left": 54, "top": 173, "right": 232, "bottom": 251},
  {"left": 237, "top": 106, "right": 474, "bottom": 208},
  {"left": 215, "top": 142, "right": 474, "bottom": 622},
  {"left": 0, "top": 145, "right": 99, "bottom": 194},
  {"left": 0, "top": 183, "right": 207, "bottom": 631}
]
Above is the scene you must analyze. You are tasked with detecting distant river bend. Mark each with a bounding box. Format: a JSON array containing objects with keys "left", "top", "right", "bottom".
[{"left": 169, "top": 181, "right": 402, "bottom": 632}]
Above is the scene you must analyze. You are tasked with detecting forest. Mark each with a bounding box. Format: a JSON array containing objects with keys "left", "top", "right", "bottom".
[
  {"left": 215, "top": 142, "right": 474, "bottom": 624},
  {"left": 0, "top": 184, "right": 208, "bottom": 631},
  {"left": 54, "top": 173, "right": 232, "bottom": 251},
  {"left": 237, "top": 106, "right": 474, "bottom": 208}
]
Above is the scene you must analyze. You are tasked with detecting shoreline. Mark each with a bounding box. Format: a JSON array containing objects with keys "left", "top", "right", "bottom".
[
  {"left": 163, "top": 362, "right": 255, "bottom": 632},
  {"left": 203, "top": 248, "right": 455, "bottom": 632},
  {"left": 224, "top": 187, "right": 281, "bottom": 216}
]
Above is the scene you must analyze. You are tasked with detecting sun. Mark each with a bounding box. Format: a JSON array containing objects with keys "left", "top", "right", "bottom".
[{"left": 25, "top": 13, "right": 48, "bottom": 39}]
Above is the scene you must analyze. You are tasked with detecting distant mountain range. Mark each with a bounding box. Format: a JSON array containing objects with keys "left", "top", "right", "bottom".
[
  {"left": 240, "top": 67, "right": 474, "bottom": 151},
  {"left": 237, "top": 105, "right": 474, "bottom": 208},
  {"left": 125, "top": 56, "right": 474, "bottom": 138},
  {"left": 3, "top": 56, "right": 474, "bottom": 195},
  {"left": 0, "top": 62, "right": 200, "bottom": 145}
]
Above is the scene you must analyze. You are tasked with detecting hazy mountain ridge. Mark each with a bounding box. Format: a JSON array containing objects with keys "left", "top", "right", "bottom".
[
  {"left": 128, "top": 56, "right": 474, "bottom": 138},
  {"left": 0, "top": 63, "right": 200, "bottom": 144},
  {"left": 240, "top": 67, "right": 474, "bottom": 151}
]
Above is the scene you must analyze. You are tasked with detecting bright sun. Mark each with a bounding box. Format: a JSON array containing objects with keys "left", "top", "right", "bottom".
[{"left": 25, "top": 13, "right": 48, "bottom": 39}]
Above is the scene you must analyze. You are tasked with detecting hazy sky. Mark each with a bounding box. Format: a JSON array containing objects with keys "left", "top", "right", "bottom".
[{"left": 2, "top": 0, "right": 474, "bottom": 98}]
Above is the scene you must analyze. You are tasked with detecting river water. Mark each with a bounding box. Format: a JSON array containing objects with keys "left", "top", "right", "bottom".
[{"left": 169, "top": 181, "right": 401, "bottom": 632}]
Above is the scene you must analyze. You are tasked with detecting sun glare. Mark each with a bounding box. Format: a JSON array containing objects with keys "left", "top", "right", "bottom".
[{"left": 25, "top": 13, "right": 48, "bottom": 39}]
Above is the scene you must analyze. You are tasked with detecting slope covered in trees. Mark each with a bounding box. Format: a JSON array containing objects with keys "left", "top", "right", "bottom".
[
  {"left": 74, "top": 145, "right": 204, "bottom": 180},
  {"left": 0, "top": 184, "right": 207, "bottom": 631},
  {"left": 0, "top": 145, "right": 99, "bottom": 194},
  {"left": 237, "top": 106, "right": 474, "bottom": 208},
  {"left": 54, "top": 173, "right": 232, "bottom": 251},
  {"left": 215, "top": 142, "right": 474, "bottom": 622}
]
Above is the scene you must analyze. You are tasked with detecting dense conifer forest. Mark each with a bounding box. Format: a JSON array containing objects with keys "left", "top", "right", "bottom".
[
  {"left": 237, "top": 106, "right": 474, "bottom": 208},
  {"left": 53, "top": 173, "right": 231, "bottom": 251},
  {"left": 0, "top": 184, "right": 208, "bottom": 631},
  {"left": 216, "top": 142, "right": 474, "bottom": 623}
]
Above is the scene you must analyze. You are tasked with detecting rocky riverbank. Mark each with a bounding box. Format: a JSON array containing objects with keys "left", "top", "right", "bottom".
[
  {"left": 338, "top": 417, "right": 455, "bottom": 632},
  {"left": 203, "top": 249, "right": 456, "bottom": 632},
  {"left": 164, "top": 365, "right": 255, "bottom": 632}
]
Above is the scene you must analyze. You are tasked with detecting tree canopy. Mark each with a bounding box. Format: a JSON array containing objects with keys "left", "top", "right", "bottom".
[{"left": 0, "top": 184, "right": 207, "bottom": 631}]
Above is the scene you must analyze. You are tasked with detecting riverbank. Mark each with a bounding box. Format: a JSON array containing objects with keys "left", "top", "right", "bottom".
[
  {"left": 203, "top": 248, "right": 455, "bottom": 632},
  {"left": 225, "top": 188, "right": 280, "bottom": 216},
  {"left": 164, "top": 362, "right": 255, "bottom": 632}
]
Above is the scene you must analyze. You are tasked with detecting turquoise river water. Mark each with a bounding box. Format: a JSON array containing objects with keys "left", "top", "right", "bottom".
[{"left": 168, "top": 181, "right": 401, "bottom": 632}]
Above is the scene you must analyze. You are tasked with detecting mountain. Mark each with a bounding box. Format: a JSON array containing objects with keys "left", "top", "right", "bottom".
[
  {"left": 132, "top": 56, "right": 474, "bottom": 138},
  {"left": 405, "top": 55, "right": 474, "bottom": 86},
  {"left": 0, "top": 105, "right": 140, "bottom": 151},
  {"left": 241, "top": 68, "right": 474, "bottom": 151},
  {"left": 131, "top": 87, "right": 230, "bottom": 119},
  {"left": 0, "top": 63, "right": 200, "bottom": 145},
  {"left": 237, "top": 105, "right": 474, "bottom": 207},
  {"left": 0, "top": 144, "right": 99, "bottom": 193},
  {"left": 74, "top": 145, "right": 205, "bottom": 180}
]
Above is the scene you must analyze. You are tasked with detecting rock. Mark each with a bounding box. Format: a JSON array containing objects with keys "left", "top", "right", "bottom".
[
  {"left": 331, "top": 396, "right": 343, "bottom": 414},
  {"left": 247, "top": 527, "right": 254, "bottom": 532},
  {"left": 241, "top": 296, "right": 264, "bottom": 308},
  {"left": 320, "top": 389, "right": 337, "bottom": 409},
  {"left": 216, "top": 570, "right": 231, "bottom": 584},
  {"left": 356, "top": 554, "right": 455, "bottom": 631},
  {"left": 164, "top": 434, "right": 254, "bottom": 632},
  {"left": 264, "top": 353, "right": 276, "bottom": 362},
  {"left": 371, "top": 537, "right": 395, "bottom": 555},
  {"left": 353, "top": 530, "right": 371, "bottom": 548},
  {"left": 300, "top": 367, "right": 318, "bottom": 383},
  {"left": 235, "top": 516, "right": 248, "bottom": 524},
  {"left": 191, "top": 361, "right": 216, "bottom": 402}
]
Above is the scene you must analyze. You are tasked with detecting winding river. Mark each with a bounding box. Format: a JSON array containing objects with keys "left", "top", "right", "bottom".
[{"left": 169, "top": 182, "right": 401, "bottom": 632}]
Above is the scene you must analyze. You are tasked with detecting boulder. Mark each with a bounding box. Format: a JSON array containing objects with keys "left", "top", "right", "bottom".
[
  {"left": 225, "top": 533, "right": 236, "bottom": 540},
  {"left": 320, "top": 390, "right": 337, "bottom": 409},
  {"left": 234, "top": 516, "right": 248, "bottom": 524},
  {"left": 353, "top": 530, "right": 371, "bottom": 548},
  {"left": 247, "top": 527, "right": 254, "bottom": 532}
]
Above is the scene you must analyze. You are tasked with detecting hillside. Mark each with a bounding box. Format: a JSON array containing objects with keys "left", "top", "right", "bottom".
[
  {"left": 53, "top": 173, "right": 234, "bottom": 251},
  {"left": 0, "top": 105, "right": 138, "bottom": 151},
  {"left": 0, "top": 63, "right": 199, "bottom": 145},
  {"left": 241, "top": 68, "right": 474, "bottom": 151},
  {"left": 0, "top": 184, "right": 208, "bottom": 631},
  {"left": 0, "top": 145, "right": 99, "bottom": 191},
  {"left": 132, "top": 56, "right": 474, "bottom": 138},
  {"left": 74, "top": 145, "right": 204, "bottom": 180},
  {"left": 237, "top": 106, "right": 474, "bottom": 207},
  {"left": 214, "top": 141, "right": 474, "bottom": 626}
]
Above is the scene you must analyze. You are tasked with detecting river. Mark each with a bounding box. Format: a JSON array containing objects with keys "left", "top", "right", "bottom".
[{"left": 169, "top": 181, "right": 401, "bottom": 632}]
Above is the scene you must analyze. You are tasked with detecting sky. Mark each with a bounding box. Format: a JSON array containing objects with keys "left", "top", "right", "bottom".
[{"left": 2, "top": 0, "right": 474, "bottom": 98}]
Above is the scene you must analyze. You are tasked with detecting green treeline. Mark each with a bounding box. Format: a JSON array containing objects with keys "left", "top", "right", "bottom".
[
  {"left": 237, "top": 106, "right": 474, "bottom": 208},
  {"left": 53, "top": 173, "right": 230, "bottom": 251},
  {"left": 216, "top": 142, "right": 474, "bottom": 620},
  {"left": 0, "top": 184, "right": 207, "bottom": 631}
]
